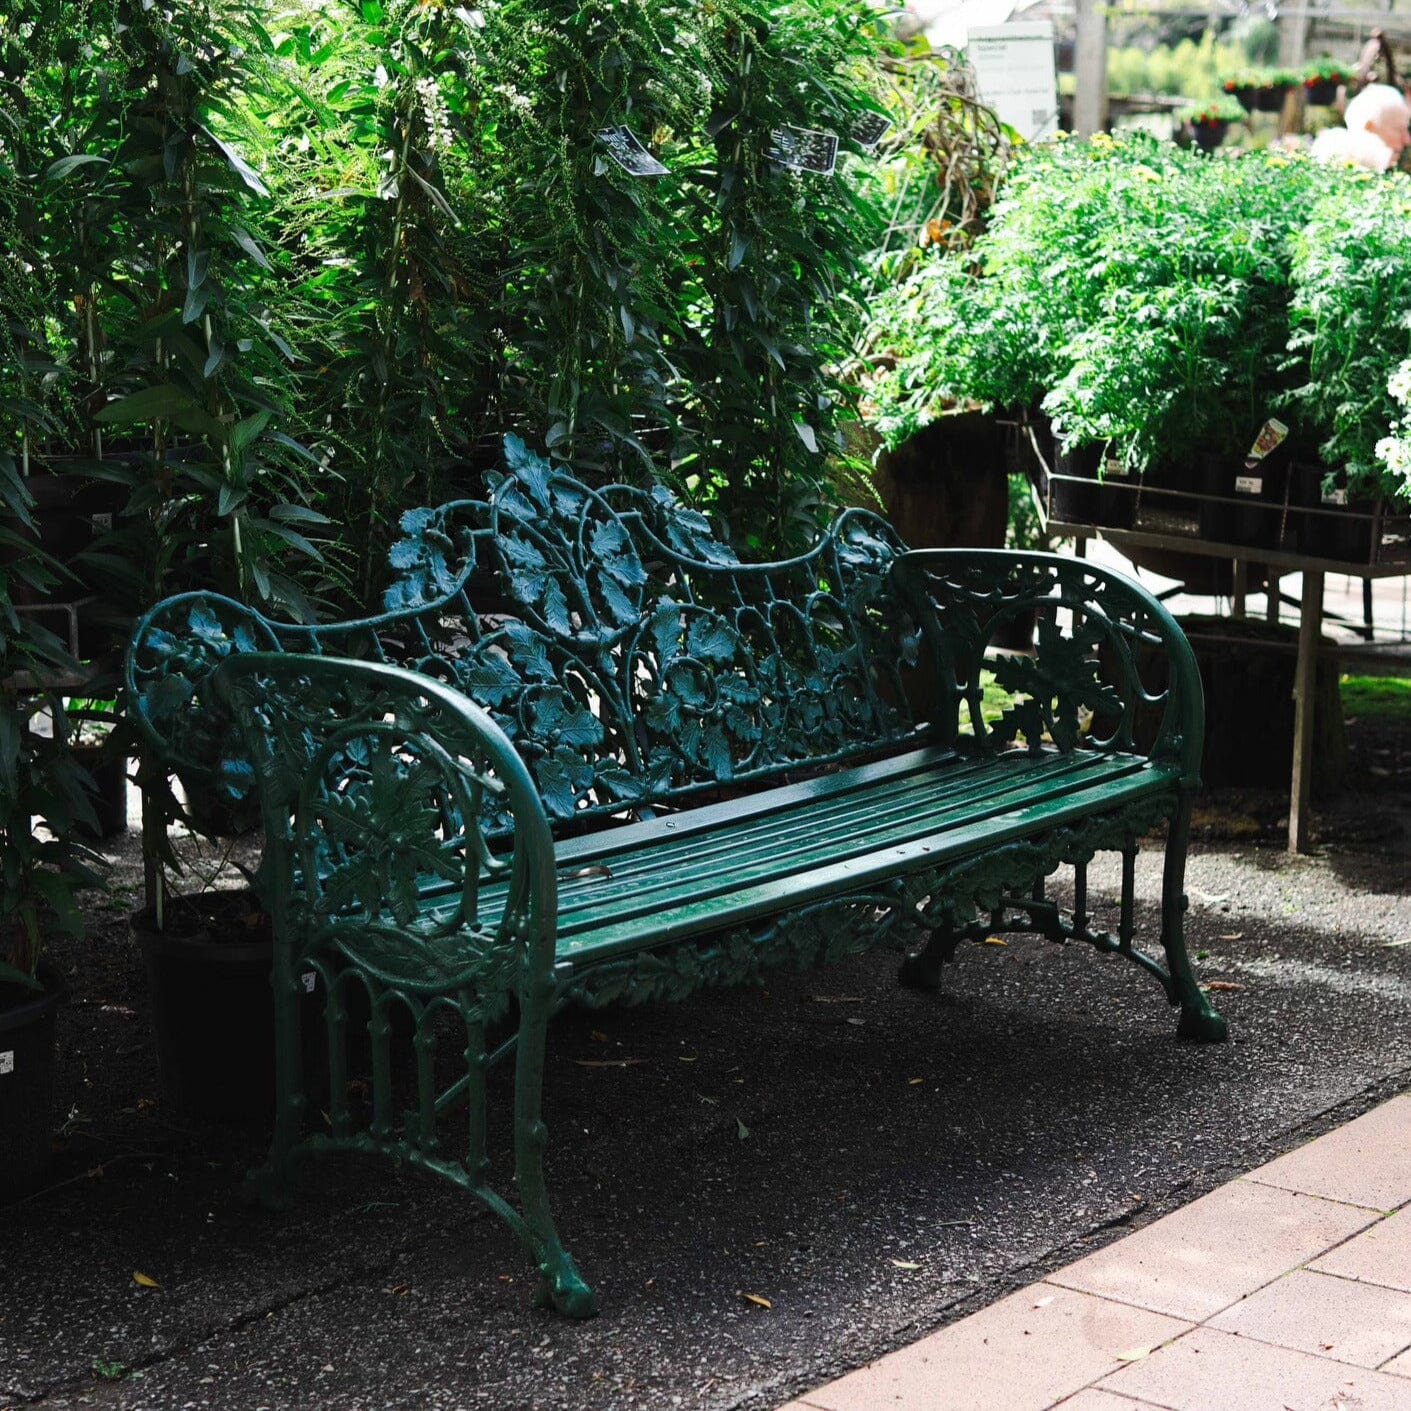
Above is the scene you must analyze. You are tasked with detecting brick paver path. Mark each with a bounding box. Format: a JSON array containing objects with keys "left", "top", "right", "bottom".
[{"left": 782, "top": 1094, "right": 1411, "bottom": 1411}]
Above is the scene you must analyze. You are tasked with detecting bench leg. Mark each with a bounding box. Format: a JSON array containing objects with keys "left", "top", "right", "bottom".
[
  {"left": 514, "top": 987, "right": 598, "bottom": 1319},
  {"left": 898, "top": 922, "right": 961, "bottom": 991},
  {"left": 1162, "top": 798, "right": 1228, "bottom": 1043},
  {"left": 243, "top": 968, "right": 306, "bottom": 1211}
]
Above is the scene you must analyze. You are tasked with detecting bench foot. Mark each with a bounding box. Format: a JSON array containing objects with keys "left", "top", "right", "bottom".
[
  {"left": 1177, "top": 1004, "right": 1228, "bottom": 1043},
  {"left": 534, "top": 1254, "right": 598, "bottom": 1319},
  {"left": 898, "top": 926, "right": 959, "bottom": 991}
]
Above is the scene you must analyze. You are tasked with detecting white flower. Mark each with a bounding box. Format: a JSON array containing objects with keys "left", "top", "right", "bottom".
[
  {"left": 415, "top": 76, "right": 454, "bottom": 152},
  {"left": 1388, "top": 358, "right": 1411, "bottom": 406}
]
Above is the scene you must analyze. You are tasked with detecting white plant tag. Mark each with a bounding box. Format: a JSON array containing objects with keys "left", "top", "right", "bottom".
[
  {"left": 1235, "top": 475, "right": 1263, "bottom": 494},
  {"left": 768, "top": 126, "right": 839, "bottom": 175},
  {"left": 595, "top": 126, "right": 668, "bottom": 177},
  {"left": 301, "top": 972, "right": 317, "bottom": 993},
  {"left": 0, "top": 1051, "right": 13, "bottom": 1076},
  {"left": 1104, "top": 457, "right": 1129, "bottom": 478},
  {"left": 1322, "top": 487, "right": 1348, "bottom": 506}
]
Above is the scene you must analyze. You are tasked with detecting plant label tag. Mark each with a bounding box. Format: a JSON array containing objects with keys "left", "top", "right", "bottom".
[
  {"left": 0, "top": 1051, "right": 13, "bottom": 1076},
  {"left": 1235, "top": 475, "right": 1263, "bottom": 495},
  {"left": 768, "top": 126, "right": 839, "bottom": 175},
  {"left": 91, "top": 512, "right": 113, "bottom": 533},
  {"left": 595, "top": 126, "right": 668, "bottom": 177},
  {"left": 301, "top": 972, "right": 317, "bottom": 993},
  {"left": 1322, "top": 487, "right": 1348, "bottom": 506},
  {"left": 1104, "top": 457, "right": 1129, "bottom": 478},
  {"left": 852, "top": 112, "right": 893, "bottom": 151}
]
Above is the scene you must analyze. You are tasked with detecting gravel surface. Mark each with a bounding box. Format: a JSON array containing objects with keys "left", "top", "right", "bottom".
[{"left": 2, "top": 719, "right": 1408, "bottom": 1411}]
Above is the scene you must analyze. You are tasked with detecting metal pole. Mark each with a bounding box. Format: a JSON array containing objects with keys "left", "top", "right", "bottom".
[
  {"left": 1073, "top": 0, "right": 1109, "bottom": 136},
  {"left": 1289, "top": 568, "right": 1324, "bottom": 854}
]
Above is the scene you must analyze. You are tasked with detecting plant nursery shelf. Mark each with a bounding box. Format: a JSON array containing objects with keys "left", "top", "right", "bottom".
[{"left": 1050, "top": 519, "right": 1411, "bottom": 856}]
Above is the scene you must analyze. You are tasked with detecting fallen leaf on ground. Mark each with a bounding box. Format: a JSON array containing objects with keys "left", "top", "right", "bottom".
[
  {"left": 132, "top": 1272, "right": 159, "bottom": 1289},
  {"left": 1115, "top": 1346, "right": 1150, "bottom": 1363},
  {"left": 1032, "top": 1295, "right": 1055, "bottom": 1308},
  {"left": 890, "top": 1259, "right": 921, "bottom": 1270},
  {"left": 573, "top": 1058, "right": 646, "bottom": 1068},
  {"left": 983, "top": 936, "right": 1008, "bottom": 946},
  {"left": 736, "top": 1117, "right": 750, "bottom": 1140},
  {"left": 589, "top": 1030, "right": 610, "bottom": 1042},
  {"left": 908, "top": 1078, "right": 924, "bottom": 1085},
  {"left": 1382, "top": 940, "right": 1411, "bottom": 949},
  {"left": 1203, "top": 981, "right": 1244, "bottom": 992},
  {"left": 1217, "top": 933, "right": 1244, "bottom": 941},
  {"left": 740, "top": 1292, "right": 772, "bottom": 1309}
]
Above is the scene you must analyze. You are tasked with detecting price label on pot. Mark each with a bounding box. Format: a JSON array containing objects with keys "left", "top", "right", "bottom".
[
  {"left": 0, "top": 1051, "right": 13, "bottom": 1076},
  {"left": 301, "top": 971, "right": 317, "bottom": 993},
  {"left": 1235, "top": 475, "right": 1263, "bottom": 495}
]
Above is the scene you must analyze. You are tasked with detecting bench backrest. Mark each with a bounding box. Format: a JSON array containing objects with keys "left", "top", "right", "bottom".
[{"left": 130, "top": 438, "right": 928, "bottom": 833}]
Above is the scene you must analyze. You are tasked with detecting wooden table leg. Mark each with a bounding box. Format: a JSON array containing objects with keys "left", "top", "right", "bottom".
[
  {"left": 1289, "top": 568, "right": 1324, "bottom": 855},
  {"left": 1267, "top": 571, "right": 1280, "bottom": 624},
  {"left": 1232, "top": 559, "right": 1247, "bottom": 619}
]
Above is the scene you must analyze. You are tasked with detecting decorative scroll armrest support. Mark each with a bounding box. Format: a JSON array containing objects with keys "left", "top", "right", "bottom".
[
  {"left": 892, "top": 550, "right": 1204, "bottom": 786},
  {"left": 208, "top": 654, "right": 560, "bottom": 999},
  {"left": 125, "top": 591, "right": 285, "bottom": 785}
]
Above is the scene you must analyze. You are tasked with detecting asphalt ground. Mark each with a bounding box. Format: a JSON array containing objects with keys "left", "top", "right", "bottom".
[{"left": 3, "top": 716, "right": 1409, "bottom": 1411}]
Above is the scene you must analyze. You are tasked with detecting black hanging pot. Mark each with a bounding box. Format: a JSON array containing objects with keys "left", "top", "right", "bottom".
[{"left": 0, "top": 963, "right": 65, "bottom": 1198}]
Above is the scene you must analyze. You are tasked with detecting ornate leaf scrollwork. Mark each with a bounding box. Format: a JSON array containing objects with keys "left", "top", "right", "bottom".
[
  {"left": 563, "top": 890, "right": 912, "bottom": 1009},
  {"left": 216, "top": 657, "right": 540, "bottom": 997}
]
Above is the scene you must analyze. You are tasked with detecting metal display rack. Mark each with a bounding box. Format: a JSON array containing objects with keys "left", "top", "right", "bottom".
[{"left": 1046, "top": 477, "right": 1411, "bottom": 854}]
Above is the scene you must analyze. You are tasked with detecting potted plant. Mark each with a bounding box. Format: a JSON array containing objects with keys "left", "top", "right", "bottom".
[
  {"left": 1303, "top": 56, "right": 1351, "bottom": 107},
  {"left": 1287, "top": 173, "right": 1411, "bottom": 555},
  {"left": 1254, "top": 67, "right": 1300, "bottom": 112},
  {"left": 1221, "top": 69, "right": 1260, "bottom": 113},
  {"left": 1179, "top": 96, "right": 1246, "bottom": 151},
  {"left": 0, "top": 683, "right": 104, "bottom": 1195}
]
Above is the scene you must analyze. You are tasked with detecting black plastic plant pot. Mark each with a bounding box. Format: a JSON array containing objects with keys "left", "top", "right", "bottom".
[
  {"left": 1228, "top": 85, "right": 1257, "bottom": 112},
  {"left": 0, "top": 963, "right": 65, "bottom": 1199},
  {"left": 1304, "top": 80, "right": 1338, "bottom": 106},
  {"left": 1049, "top": 444, "right": 1101, "bottom": 525},
  {"left": 1253, "top": 84, "right": 1290, "bottom": 112},
  {"left": 1193, "top": 120, "right": 1228, "bottom": 152},
  {"left": 1133, "top": 461, "right": 1203, "bottom": 539},
  {"left": 1208, "top": 456, "right": 1289, "bottom": 550},
  {"left": 136, "top": 893, "right": 280, "bottom": 1123},
  {"left": 1284, "top": 465, "right": 1378, "bottom": 563},
  {"left": 1094, "top": 459, "right": 1138, "bottom": 529}
]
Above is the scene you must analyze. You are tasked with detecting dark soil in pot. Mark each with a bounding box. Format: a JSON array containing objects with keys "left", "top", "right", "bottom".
[{"left": 0, "top": 962, "right": 65, "bottom": 1199}]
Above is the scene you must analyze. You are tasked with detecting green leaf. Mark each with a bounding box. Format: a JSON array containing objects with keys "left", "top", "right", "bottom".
[
  {"left": 230, "top": 227, "right": 273, "bottom": 271},
  {"left": 0, "top": 959, "right": 42, "bottom": 992},
  {"left": 94, "top": 385, "right": 197, "bottom": 425},
  {"left": 43, "top": 154, "right": 109, "bottom": 181},
  {"left": 199, "top": 125, "right": 269, "bottom": 196}
]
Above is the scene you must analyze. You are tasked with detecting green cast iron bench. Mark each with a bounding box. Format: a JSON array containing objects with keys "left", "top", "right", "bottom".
[{"left": 126, "top": 435, "right": 1224, "bottom": 1317}]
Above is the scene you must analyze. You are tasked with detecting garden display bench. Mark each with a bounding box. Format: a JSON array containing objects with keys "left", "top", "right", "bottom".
[{"left": 127, "top": 438, "right": 1224, "bottom": 1317}]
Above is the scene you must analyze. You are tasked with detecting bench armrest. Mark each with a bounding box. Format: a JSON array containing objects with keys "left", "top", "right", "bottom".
[
  {"left": 209, "top": 654, "right": 559, "bottom": 998},
  {"left": 893, "top": 549, "right": 1204, "bottom": 787}
]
